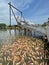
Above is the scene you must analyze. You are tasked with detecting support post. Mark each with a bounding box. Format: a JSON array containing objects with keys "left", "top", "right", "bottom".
[
  {"left": 9, "top": 2, "right": 11, "bottom": 35},
  {"left": 24, "top": 28, "right": 26, "bottom": 36},
  {"left": 34, "top": 31, "right": 35, "bottom": 37}
]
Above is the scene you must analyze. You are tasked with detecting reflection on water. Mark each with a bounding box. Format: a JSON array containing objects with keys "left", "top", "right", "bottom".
[
  {"left": 0, "top": 29, "right": 24, "bottom": 44},
  {"left": 0, "top": 29, "right": 43, "bottom": 44}
]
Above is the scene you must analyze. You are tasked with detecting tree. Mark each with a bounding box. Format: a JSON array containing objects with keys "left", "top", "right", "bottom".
[{"left": 0, "top": 23, "right": 7, "bottom": 29}]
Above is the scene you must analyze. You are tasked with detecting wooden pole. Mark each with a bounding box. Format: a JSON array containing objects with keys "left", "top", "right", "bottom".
[
  {"left": 24, "top": 28, "right": 26, "bottom": 36},
  {"left": 9, "top": 2, "right": 11, "bottom": 35}
]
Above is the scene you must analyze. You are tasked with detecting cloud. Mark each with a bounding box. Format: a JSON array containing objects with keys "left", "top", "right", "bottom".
[
  {"left": 12, "top": 0, "right": 34, "bottom": 10},
  {"left": 0, "top": 0, "right": 49, "bottom": 25},
  {"left": 0, "top": 0, "right": 18, "bottom": 25},
  {"left": 0, "top": 0, "right": 34, "bottom": 25},
  {"left": 0, "top": 0, "right": 9, "bottom": 24}
]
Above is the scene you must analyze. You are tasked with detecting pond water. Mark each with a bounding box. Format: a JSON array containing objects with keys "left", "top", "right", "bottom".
[{"left": 0, "top": 29, "right": 43, "bottom": 44}]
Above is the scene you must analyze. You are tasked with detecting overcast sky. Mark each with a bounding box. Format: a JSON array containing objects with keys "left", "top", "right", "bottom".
[{"left": 0, "top": 0, "right": 49, "bottom": 25}]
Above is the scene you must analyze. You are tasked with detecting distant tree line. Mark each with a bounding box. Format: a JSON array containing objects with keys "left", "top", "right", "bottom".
[
  {"left": 0, "top": 23, "right": 7, "bottom": 29},
  {"left": 0, "top": 23, "right": 20, "bottom": 29},
  {"left": 41, "top": 22, "right": 46, "bottom": 27},
  {"left": 41, "top": 18, "right": 49, "bottom": 27}
]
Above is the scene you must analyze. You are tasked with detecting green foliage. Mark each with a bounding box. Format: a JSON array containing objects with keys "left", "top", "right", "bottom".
[
  {"left": 47, "top": 21, "right": 49, "bottom": 23},
  {"left": 0, "top": 23, "right": 7, "bottom": 29},
  {"left": 0, "top": 23, "right": 6, "bottom": 26},
  {"left": 41, "top": 23, "right": 46, "bottom": 27}
]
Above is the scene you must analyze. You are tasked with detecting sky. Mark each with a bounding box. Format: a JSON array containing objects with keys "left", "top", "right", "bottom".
[{"left": 0, "top": 0, "right": 49, "bottom": 25}]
